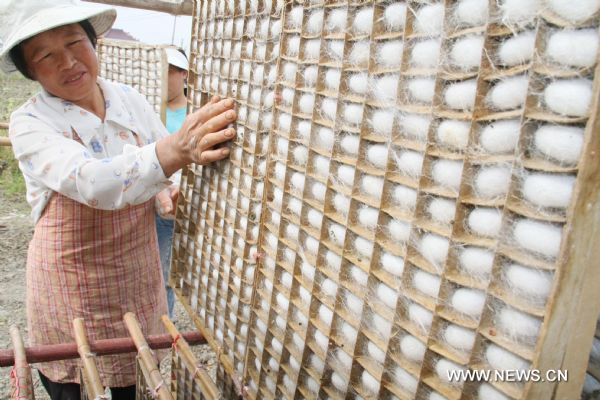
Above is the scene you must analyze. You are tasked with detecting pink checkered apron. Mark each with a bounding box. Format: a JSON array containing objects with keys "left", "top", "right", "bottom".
[{"left": 26, "top": 193, "right": 168, "bottom": 387}]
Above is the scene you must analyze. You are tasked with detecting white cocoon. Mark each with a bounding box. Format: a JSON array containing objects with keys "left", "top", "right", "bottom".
[
  {"left": 436, "top": 358, "right": 466, "bottom": 385},
  {"left": 409, "top": 303, "right": 433, "bottom": 331},
  {"left": 437, "top": 120, "right": 470, "bottom": 150},
  {"left": 486, "top": 344, "right": 529, "bottom": 371},
  {"left": 444, "top": 324, "right": 476, "bottom": 352},
  {"left": 304, "top": 236, "right": 319, "bottom": 256},
  {"left": 381, "top": 252, "right": 405, "bottom": 277},
  {"left": 367, "top": 144, "right": 389, "bottom": 169},
  {"left": 264, "top": 90, "right": 274, "bottom": 108},
  {"left": 478, "top": 384, "right": 510, "bottom": 400},
  {"left": 394, "top": 367, "right": 418, "bottom": 394},
  {"left": 368, "top": 341, "right": 386, "bottom": 364},
  {"left": 522, "top": 173, "right": 575, "bottom": 208},
  {"left": 349, "top": 41, "right": 370, "bottom": 66},
  {"left": 303, "top": 65, "right": 318, "bottom": 88},
  {"left": 297, "top": 120, "right": 312, "bottom": 141},
  {"left": 304, "top": 39, "right": 321, "bottom": 60},
  {"left": 329, "top": 222, "right": 346, "bottom": 247},
  {"left": 299, "top": 93, "right": 315, "bottom": 114},
  {"left": 283, "top": 62, "right": 297, "bottom": 82},
  {"left": 378, "top": 41, "right": 403, "bottom": 68},
  {"left": 293, "top": 146, "right": 308, "bottom": 165},
  {"left": 288, "top": 198, "right": 302, "bottom": 216},
  {"left": 506, "top": 263, "right": 553, "bottom": 301},
  {"left": 488, "top": 75, "right": 529, "bottom": 111},
  {"left": 319, "top": 304, "right": 334, "bottom": 326},
  {"left": 326, "top": 250, "right": 342, "bottom": 272},
  {"left": 340, "top": 134, "right": 360, "bottom": 156},
  {"left": 321, "top": 98, "right": 337, "bottom": 121},
  {"left": 276, "top": 137, "right": 288, "bottom": 157},
  {"left": 271, "top": 20, "right": 282, "bottom": 38},
  {"left": 274, "top": 162, "right": 286, "bottom": 181},
  {"left": 337, "top": 164, "right": 355, "bottom": 186},
  {"left": 451, "top": 288, "right": 486, "bottom": 318},
  {"left": 480, "top": 119, "right": 521, "bottom": 154},
  {"left": 322, "top": 277, "right": 338, "bottom": 297},
  {"left": 389, "top": 220, "right": 411, "bottom": 242},
  {"left": 362, "top": 371, "right": 380, "bottom": 395},
  {"left": 344, "top": 102, "right": 364, "bottom": 126},
  {"left": 547, "top": 0, "right": 600, "bottom": 23},
  {"left": 413, "top": 270, "right": 441, "bottom": 298},
  {"left": 351, "top": 265, "right": 369, "bottom": 286},
  {"left": 314, "top": 155, "right": 330, "bottom": 177},
  {"left": 361, "top": 175, "right": 384, "bottom": 198},
  {"left": 445, "top": 79, "right": 477, "bottom": 110},
  {"left": 459, "top": 246, "right": 494, "bottom": 277},
  {"left": 326, "top": 8, "right": 347, "bottom": 33},
  {"left": 358, "top": 206, "right": 379, "bottom": 230},
  {"left": 373, "top": 75, "right": 399, "bottom": 103},
  {"left": 468, "top": 208, "right": 503, "bottom": 238},
  {"left": 450, "top": 35, "right": 484, "bottom": 70},
  {"left": 428, "top": 197, "right": 456, "bottom": 225},
  {"left": 513, "top": 219, "right": 562, "bottom": 258},
  {"left": 372, "top": 312, "right": 392, "bottom": 338},
  {"left": 311, "top": 181, "right": 326, "bottom": 201},
  {"left": 454, "top": 0, "right": 489, "bottom": 27},
  {"left": 353, "top": 7, "right": 374, "bottom": 35},
  {"left": 544, "top": 79, "right": 592, "bottom": 117},
  {"left": 371, "top": 109, "right": 395, "bottom": 137},
  {"left": 328, "top": 40, "right": 344, "bottom": 61},
  {"left": 411, "top": 39, "right": 441, "bottom": 68},
  {"left": 335, "top": 349, "right": 352, "bottom": 373},
  {"left": 281, "top": 87, "right": 294, "bottom": 106},
  {"left": 272, "top": 338, "right": 284, "bottom": 355},
  {"left": 348, "top": 73, "right": 369, "bottom": 95},
  {"left": 499, "top": 0, "right": 540, "bottom": 26},
  {"left": 286, "top": 36, "right": 300, "bottom": 57},
  {"left": 333, "top": 193, "right": 351, "bottom": 216},
  {"left": 306, "top": 9, "right": 324, "bottom": 35},
  {"left": 287, "top": 6, "right": 303, "bottom": 29},
  {"left": 534, "top": 125, "right": 584, "bottom": 165},
  {"left": 384, "top": 3, "right": 407, "bottom": 31},
  {"left": 400, "top": 335, "right": 426, "bottom": 362},
  {"left": 475, "top": 166, "right": 511, "bottom": 199},
  {"left": 345, "top": 291, "right": 364, "bottom": 315},
  {"left": 377, "top": 283, "right": 398, "bottom": 309},
  {"left": 401, "top": 114, "right": 431, "bottom": 141},
  {"left": 420, "top": 233, "right": 450, "bottom": 269},
  {"left": 285, "top": 224, "right": 300, "bottom": 241},
  {"left": 408, "top": 77, "right": 436, "bottom": 104},
  {"left": 301, "top": 261, "right": 316, "bottom": 282},
  {"left": 498, "top": 31, "right": 536, "bottom": 66},
  {"left": 547, "top": 29, "right": 599, "bottom": 68},
  {"left": 432, "top": 159, "right": 463, "bottom": 192},
  {"left": 395, "top": 150, "right": 424, "bottom": 178},
  {"left": 307, "top": 209, "right": 323, "bottom": 230},
  {"left": 414, "top": 3, "right": 444, "bottom": 35},
  {"left": 393, "top": 185, "right": 417, "bottom": 211},
  {"left": 325, "top": 68, "right": 341, "bottom": 90}
]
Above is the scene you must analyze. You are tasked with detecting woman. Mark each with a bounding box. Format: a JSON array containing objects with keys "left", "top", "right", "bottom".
[
  {"left": 0, "top": 1, "right": 235, "bottom": 398},
  {"left": 156, "top": 47, "right": 191, "bottom": 319}
]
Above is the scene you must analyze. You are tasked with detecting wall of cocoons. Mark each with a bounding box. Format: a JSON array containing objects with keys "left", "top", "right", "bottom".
[{"left": 171, "top": 0, "right": 600, "bottom": 399}]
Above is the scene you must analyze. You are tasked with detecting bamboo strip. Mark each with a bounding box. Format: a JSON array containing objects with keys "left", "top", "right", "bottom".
[
  {"left": 73, "top": 318, "right": 105, "bottom": 399},
  {"left": 123, "top": 313, "right": 173, "bottom": 400},
  {"left": 0, "top": 137, "right": 11, "bottom": 146},
  {"left": 9, "top": 325, "right": 34, "bottom": 400}
]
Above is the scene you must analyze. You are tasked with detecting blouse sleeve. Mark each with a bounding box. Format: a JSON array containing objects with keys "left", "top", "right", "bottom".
[{"left": 9, "top": 113, "right": 171, "bottom": 210}]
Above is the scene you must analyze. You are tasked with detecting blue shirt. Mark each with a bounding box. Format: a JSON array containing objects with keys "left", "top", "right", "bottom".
[{"left": 166, "top": 107, "right": 187, "bottom": 134}]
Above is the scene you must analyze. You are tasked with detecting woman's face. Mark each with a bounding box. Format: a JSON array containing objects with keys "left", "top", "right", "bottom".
[
  {"left": 21, "top": 24, "right": 98, "bottom": 103},
  {"left": 167, "top": 65, "right": 187, "bottom": 101}
]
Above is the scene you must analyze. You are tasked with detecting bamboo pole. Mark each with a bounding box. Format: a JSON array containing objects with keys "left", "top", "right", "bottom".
[
  {"left": 73, "top": 319, "right": 105, "bottom": 399},
  {"left": 81, "top": 0, "right": 193, "bottom": 15},
  {"left": 9, "top": 325, "right": 35, "bottom": 400},
  {"left": 0, "top": 331, "right": 205, "bottom": 367},
  {"left": 123, "top": 313, "right": 173, "bottom": 400},
  {"left": 0, "top": 122, "right": 8, "bottom": 129},
  {"left": 161, "top": 315, "right": 219, "bottom": 399},
  {"left": 0, "top": 137, "right": 11, "bottom": 146}
]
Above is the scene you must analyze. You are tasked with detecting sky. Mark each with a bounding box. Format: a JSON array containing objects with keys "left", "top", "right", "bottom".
[{"left": 109, "top": 5, "right": 193, "bottom": 53}]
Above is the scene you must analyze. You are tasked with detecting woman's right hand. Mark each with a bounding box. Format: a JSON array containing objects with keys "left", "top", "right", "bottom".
[{"left": 156, "top": 96, "right": 237, "bottom": 177}]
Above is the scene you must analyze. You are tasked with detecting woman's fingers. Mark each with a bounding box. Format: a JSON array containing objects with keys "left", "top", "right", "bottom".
[
  {"left": 199, "top": 147, "right": 231, "bottom": 164},
  {"left": 191, "top": 98, "right": 235, "bottom": 126},
  {"left": 197, "top": 109, "right": 237, "bottom": 140},
  {"left": 198, "top": 127, "right": 236, "bottom": 152}
]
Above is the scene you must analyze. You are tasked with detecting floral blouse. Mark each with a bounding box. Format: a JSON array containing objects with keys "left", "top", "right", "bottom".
[{"left": 9, "top": 78, "right": 173, "bottom": 223}]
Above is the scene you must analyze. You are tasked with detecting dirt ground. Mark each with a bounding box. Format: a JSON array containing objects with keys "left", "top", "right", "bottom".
[{"left": 0, "top": 190, "right": 216, "bottom": 399}]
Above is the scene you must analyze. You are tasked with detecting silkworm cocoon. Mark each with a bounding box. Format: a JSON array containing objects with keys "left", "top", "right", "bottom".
[
  {"left": 340, "top": 135, "right": 360, "bottom": 157},
  {"left": 282, "top": 62, "right": 297, "bottom": 82},
  {"left": 369, "top": 110, "right": 395, "bottom": 138},
  {"left": 384, "top": 2, "right": 407, "bottom": 31},
  {"left": 274, "top": 315, "right": 286, "bottom": 331},
  {"left": 451, "top": 288, "right": 486, "bottom": 318},
  {"left": 344, "top": 103, "right": 364, "bottom": 126},
  {"left": 335, "top": 349, "right": 353, "bottom": 373},
  {"left": 297, "top": 120, "right": 312, "bottom": 141},
  {"left": 331, "top": 372, "right": 348, "bottom": 392},
  {"left": 256, "top": 318, "right": 268, "bottom": 335},
  {"left": 362, "top": 370, "right": 380, "bottom": 395},
  {"left": 321, "top": 98, "right": 338, "bottom": 120},
  {"left": 299, "top": 93, "right": 315, "bottom": 115},
  {"left": 274, "top": 162, "right": 286, "bottom": 181},
  {"left": 301, "top": 261, "right": 316, "bottom": 283},
  {"left": 354, "top": 235, "right": 375, "bottom": 261},
  {"left": 315, "top": 329, "right": 329, "bottom": 352},
  {"left": 349, "top": 41, "right": 370, "bottom": 66},
  {"left": 259, "top": 19, "right": 269, "bottom": 39},
  {"left": 390, "top": 219, "right": 411, "bottom": 243},
  {"left": 409, "top": 303, "right": 433, "bottom": 331},
  {"left": 276, "top": 137, "right": 289, "bottom": 158},
  {"left": 304, "top": 39, "right": 321, "bottom": 60},
  {"left": 329, "top": 223, "right": 346, "bottom": 247},
  {"left": 281, "top": 88, "right": 294, "bottom": 106},
  {"left": 290, "top": 146, "right": 308, "bottom": 166},
  {"left": 341, "top": 322, "right": 358, "bottom": 346},
  {"left": 486, "top": 344, "right": 529, "bottom": 371},
  {"left": 353, "top": 7, "right": 374, "bottom": 35},
  {"left": 400, "top": 114, "right": 431, "bottom": 141},
  {"left": 498, "top": 31, "right": 536, "bottom": 66},
  {"left": 326, "top": 250, "right": 342, "bottom": 273},
  {"left": 349, "top": 72, "right": 369, "bottom": 95},
  {"left": 513, "top": 219, "right": 562, "bottom": 258},
  {"left": 289, "top": 356, "right": 300, "bottom": 372},
  {"left": 499, "top": 0, "right": 539, "bottom": 26},
  {"left": 272, "top": 337, "right": 283, "bottom": 354},
  {"left": 408, "top": 77, "right": 436, "bottom": 104},
  {"left": 351, "top": 265, "right": 369, "bottom": 286},
  {"left": 454, "top": 0, "right": 488, "bottom": 26},
  {"left": 500, "top": 308, "right": 542, "bottom": 342},
  {"left": 475, "top": 166, "right": 511, "bottom": 199},
  {"left": 279, "top": 113, "right": 293, "bottom": 132},
  {"left": 285, "top": 224, "right": 300, "bottom": 242},
  {"left": 368, "top": 341, "right": 386, "bottom": 364},
  {"left": 266, "top": 232, "right": 278, "bottom": 250},
  {"left": 311, "top": 181, "right": 326, "bottom": 202},
  {"left": 319, "top": 304, "right": 334, "bottom": 326},
  {"left": 377, "top": 283, "right": 398, "bottom": 309},
  {"left": 326, "top": 8, "right": 347, "bottom": 33},
  {"left": 288, "top": 198, "right": 302, "bottom": 216},
  {"left": 307, "top": 209, "right": 323, "bottom": 230},
  {"left": 534, "top": 125, "right": 584, "bottom": 165},
  {"left": 478, "top": 383, "right": 510, "bottom": 400},
  {"left": 436, "top": 358, "right": 466, "bottom": 385},
  {"left": 468, "top": 208, "right": 503, "bottom": 238},
  {"left": 413, "top": 269, "right": 442, "bottom": 298},
  {"left": 394, "top": 367, "right": 418, "bottom": 394},
  {"left": 381, "top": 252, "right": 405, "bottom": 277},
  {"left": 411, "top": 39, "right": 441, "bottom": 68},
  {"left": 270, "top": 20, "right": 281, "bottom": 37},
  {"left": 480, "top": 119, "right": 520, "bottom": 154},
  {"left": 488, "top": 75, "right": 529, "bottom": 111},
  {"left": 361, "top": 175, "right": 384, "bottom": 198},
  {"left": 328, "top": 40, "right": 345, "bottom": 61},
  {"left": 272, "top": 187, "right": 284, "bottom": 208},
  {"left": 367, "top": 144, "right": 389, "bottom": 169},
  {"left": 437, "top": 120, "right": 470, "bottom": 150},
  {"left": 523, "top": 173, "right": 575, "bottom": 209},
  {"left": 324, "top": 69, "right": 341, "bottom": 92},
  {"left": 333, "top": 193, "right": 351, "bottom": 217},
  {"left": 544, "top": 79, "right": 592, "bottom": 117},
  {"left": 286, "top": 36, "right": 300, "bottom": 57},
  {"left": 303, "top": 65, "right": 318, "bottom": 87},
  {"left": 250, "top": 88, "right": 261, "bottom": 105},
  {"left": 432, "top": 159, "right": 463, "bottom": 192},
  {"left": 547, "top": 29, "right": 599, "bottom": 68},
  {"left": 444, "top": 324, "right": 476, "bottom": 352},
  {"left": 506, "top": 263, "right": 552, "bottom": 301},
  {"left": 276, "top": 292, "right": 290, "bottom": 312},
  {"left": 395, "top": 150, "right": 424, "bottom": 178},
  {"left": 400, "top": 335, "right": 426, "bottom": 362},
  {"left": 287, "top": 6, "right": 303, "bottom": 29},
  {"left": 344, "top": 291, "right": 364, "bottom": 316},
  {"left": 459, "top": 246, "right": 494, "bottom": 277},
  {"left": 337, "top": 164, "right": 355, "bottom": 187},
  {"left": 268, "top": 65, "right": 277, "bottom": 84},
  {"left": 373, "top": 75, "right": 399, "bottom": 103},
  {"left": 378, "top": 41, "right": 403, "bottom": 68},
  {"left": 306, "top": 9, "right": 324, "bottom": 35},
  {"left": 450, "top": 35, "right": 484, "bottom": 70},
  {"left": 414, "top": 3, "right": 444, "bottom": 35},
  {"left": 547, "top": 0, "right": 600, "bottom": 23},
  {"left": 445, "top": 79, "right": 477, "bottom": 111},
  {"left": 393, "top": 185, "right": 417, "bottom": 212},
  {"left": 299, "top": 285, "right": 311, "bottom": 305}
]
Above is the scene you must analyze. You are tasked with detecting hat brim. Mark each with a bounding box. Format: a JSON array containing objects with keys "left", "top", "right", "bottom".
[{"left": 0, "top": 3, "right": 116, "bottom": 73}]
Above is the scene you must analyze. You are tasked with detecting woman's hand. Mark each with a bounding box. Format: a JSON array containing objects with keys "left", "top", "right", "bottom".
[
  {"left": 156, "top": 185, "right": 179, "bottom": 218},
  {"left": 156, "top": 96, "right": 237, "bottom": 177}
]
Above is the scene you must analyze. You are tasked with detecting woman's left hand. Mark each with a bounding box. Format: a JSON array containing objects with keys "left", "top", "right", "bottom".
[{"left": 156, "top": 185, "right": 179, "bottom": 218}]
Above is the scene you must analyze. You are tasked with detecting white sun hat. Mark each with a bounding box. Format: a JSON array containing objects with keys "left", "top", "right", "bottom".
[
  {"left": 0, "top": 0, "right": 117, "bottom": 73},
  {"left": 165, "top": 47, "right": 189, "bottom": 71}
]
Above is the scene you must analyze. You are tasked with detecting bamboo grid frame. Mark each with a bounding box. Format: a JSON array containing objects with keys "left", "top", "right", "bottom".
[
  {"left": 96, "top": 38, "right": 170, "bottom": 123},
  {"left": 170, "top": 1, "right": 600, "bottom": 399}
]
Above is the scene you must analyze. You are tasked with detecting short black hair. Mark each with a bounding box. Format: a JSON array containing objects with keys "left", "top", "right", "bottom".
[{"left": 8, "top": 20, "right": 97, "bottom": 81}]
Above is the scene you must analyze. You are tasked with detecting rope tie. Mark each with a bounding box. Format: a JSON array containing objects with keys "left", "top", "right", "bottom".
[
  {"left": 151, "top": 380, "right": 164, "bottom": 399},
  {"left": 171, "top": 334, "right": 182, "bottom": 351}
]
